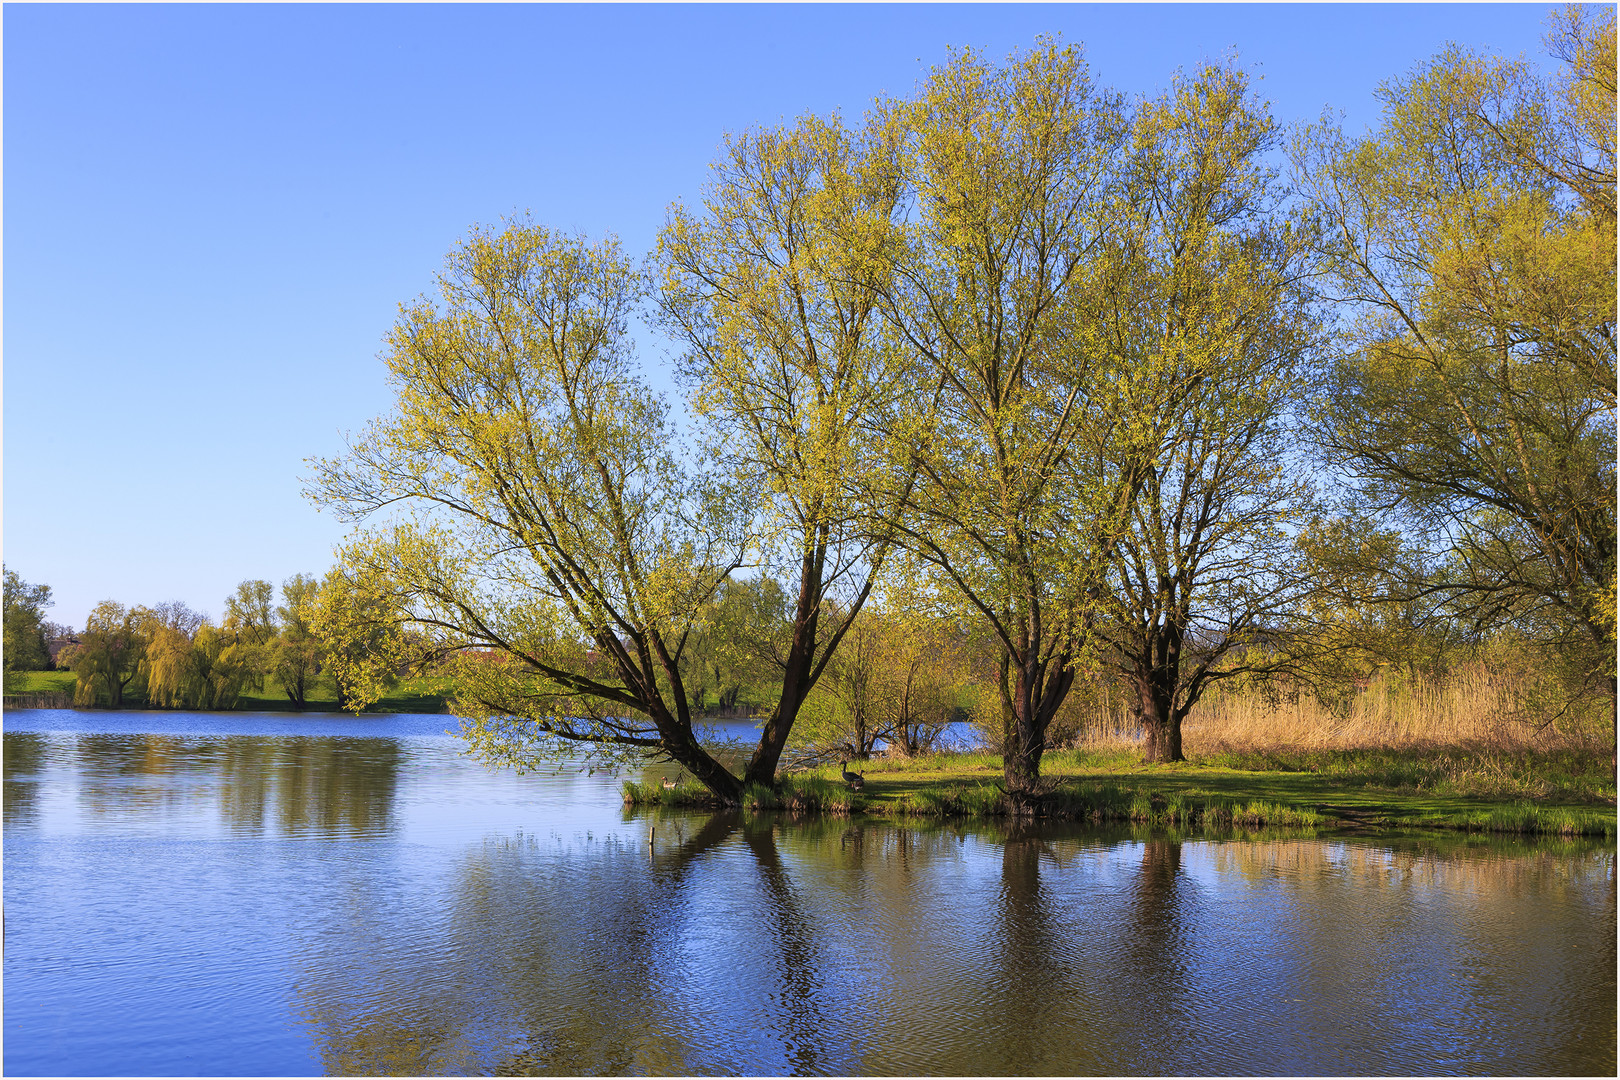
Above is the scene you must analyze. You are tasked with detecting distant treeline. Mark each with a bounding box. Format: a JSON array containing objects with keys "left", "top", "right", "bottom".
[{"left": 2, "top": 568, "right": 406, "bottom": 712}]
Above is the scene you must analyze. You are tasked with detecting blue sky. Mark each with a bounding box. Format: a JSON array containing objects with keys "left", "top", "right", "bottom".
[{"left": 3, "top": 3, "right": 1569, "bottom": 628}]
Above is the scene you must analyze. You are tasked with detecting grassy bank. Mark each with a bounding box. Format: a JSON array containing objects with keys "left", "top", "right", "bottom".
[
  {"left": 627, "top": 745, "right": 1617, "bottom": 837},
  {"left": 4, "top": 670, "right": 451, "bottom": 714}
]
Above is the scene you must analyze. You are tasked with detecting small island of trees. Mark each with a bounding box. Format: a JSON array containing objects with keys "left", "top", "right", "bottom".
[{"left": 7, "top": 14, "right": 1613, "bottom": 826}]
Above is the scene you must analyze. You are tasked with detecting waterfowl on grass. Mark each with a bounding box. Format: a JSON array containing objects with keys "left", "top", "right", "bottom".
[
  {"left": 840, "top": 761, "right": 861, "bottom": 783},
  {"left": 662, "top": 771, "right": 684, "bottom": 791}
]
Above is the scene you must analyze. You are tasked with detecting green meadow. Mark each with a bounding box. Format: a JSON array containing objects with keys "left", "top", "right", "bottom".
[{"left": 8, "top": 669, "right": 450, "bottom": 715}]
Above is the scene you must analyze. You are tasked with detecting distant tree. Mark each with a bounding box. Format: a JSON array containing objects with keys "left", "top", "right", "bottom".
[
  {"left": 872, "top": 603, "right": 973, "bottom": 757},
  {"left": 275, "top": 573, "right": 323, "bottom": 709},
  {"left": 225, "top": 579, "right": 277, "bottom": 642},
  {"left": 224, "top": 579, "right": 278, "bottom": 692},
  {"left": 60, "top": 601, "right": 148, "bottom": 707},
  {"left": 41, "top": 620, "right": 76, "bottom": 646},
  {"left": 791, "top": 603, "right": 886, "bottom": 761},
  {"left": 3, "top": 566, "right": 54, "bottom": 688},
  {"left": 679, "top": 576, "right": 791, "bottom": 715},
  {"left": 142, "top": 601, "right": 258, "bottom": 710}
]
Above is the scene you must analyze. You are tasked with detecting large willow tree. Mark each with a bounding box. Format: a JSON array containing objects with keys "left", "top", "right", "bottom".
[
  {"left": 874, "top": 41, "right": 1136, "bottom": 804},
  {"left": 1087, "top": 66, "right": 1321, "bottom": 763},
  {"left": 658, "top": 113, "right": 911, "bottom": 788},
  {"left": 312, "top": 221, "right": 753, "bottom": 799}
]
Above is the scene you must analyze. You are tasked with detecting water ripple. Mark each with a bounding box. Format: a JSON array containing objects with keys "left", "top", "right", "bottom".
[{"left": 3, "top": 717, "right": 1615, "bottom": 1076}]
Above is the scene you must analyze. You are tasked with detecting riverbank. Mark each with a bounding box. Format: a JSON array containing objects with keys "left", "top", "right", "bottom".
[
  {"left": 4, "top": 670, "right": 451, "bottom": 714},
  {"left": 626, "top": 746, "right": 1618, "bottom": 837}
]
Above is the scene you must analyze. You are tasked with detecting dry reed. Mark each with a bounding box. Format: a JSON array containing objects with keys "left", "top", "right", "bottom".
[{"left": 1182, "top": 663, "right": 1607, "bottom": 755}]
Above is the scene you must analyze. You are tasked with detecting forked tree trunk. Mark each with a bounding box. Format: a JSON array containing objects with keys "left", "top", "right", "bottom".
[
  {"left": 1131, "top": 618, "right": 1188, "bottom": 764},
  {"left": 1001, "top": 651, "right": 1076, "bottom": 811}
]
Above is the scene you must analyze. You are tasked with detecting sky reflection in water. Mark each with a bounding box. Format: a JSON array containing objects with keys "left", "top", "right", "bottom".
[{"left": 3, "top": 711, "right": 1614, "bottom": 1076}]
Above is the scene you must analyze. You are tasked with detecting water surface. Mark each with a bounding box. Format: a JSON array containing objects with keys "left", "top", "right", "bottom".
[{"left": 4, "top": 710, "right": 1614, "bottom": 1075}]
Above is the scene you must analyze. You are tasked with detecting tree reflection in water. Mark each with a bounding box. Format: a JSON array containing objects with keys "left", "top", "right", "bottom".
[
  {"left": 2, "top": 730, "right": 48, "bottom": 825},
  {"left": 57, "top": 733, "right": 403, "bottom": 837},
  {"left": 741, "top": 821, "right": 839, "bottom": 1074},
  {"left": 292, "top": 813, "right": 1616, "bottom": 1077},
  {"left": 8, "top": 722, "right": 1610, "bottom": 1077}
]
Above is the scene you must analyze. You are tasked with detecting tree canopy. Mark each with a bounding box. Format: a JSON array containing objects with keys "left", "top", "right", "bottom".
[
  {"left": 3, "top": 566, "right": 54, "bottom": 687},
  {"left": 300, "top": 20, "right": 1614, "bottom": 799},
  {"left": 312, "top": 220, "right": 755, "bottom": 798},
  {"left": 1294, "top": 6, "right": 1615, "bottom": 728},
  {"left": 872, "top": 40, "right": 1138, "bottom": 802},
  {"left": 659, "top": 111, "right": 911, "bottom": 787}
]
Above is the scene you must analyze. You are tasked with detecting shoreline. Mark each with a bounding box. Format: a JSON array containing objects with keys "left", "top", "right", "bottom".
[{"left": 625, "top": 757, "right": 1619, "bottom": 838}]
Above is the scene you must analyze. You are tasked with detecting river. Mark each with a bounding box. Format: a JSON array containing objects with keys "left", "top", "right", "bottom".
[{"left": 3, "top": 709, "right": 1614, "bottom": 1075}]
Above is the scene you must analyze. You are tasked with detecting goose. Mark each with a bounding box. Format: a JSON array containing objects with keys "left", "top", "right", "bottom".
[
  {"left": 840, "top": 761, "right": 861, "bottom": 783},
  {"left": 849, "top": 775, "right": 865, "bottom": 792},
  {"left": 662, "top": 771, "right": 683, "bottom": 791}
]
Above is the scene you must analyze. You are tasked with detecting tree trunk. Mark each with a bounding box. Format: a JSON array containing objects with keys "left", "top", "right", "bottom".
[
  {"left": 1137, "top": 676, "right": 1185, "bottom": 763},
  {"left": 1134, "top": 619, "right": 1187, "bottom": 764},
  {"left": 1610, "top": 673, "right": 1616, "bottom": 774},
  {"left": 741, "top": 547, "right": 825, "bottom": 790},
  {"left": 743, "top": 682, "right": 805, "bottom": 790},
  {"left": 1001, "top": 652, "right": 1075, "bottom": 811},
  {"left": 896, "top": 677, "right": 912, "bottom": 758},
  {"left": 667, "top": 736, "right": 743, "bottom": 802}
]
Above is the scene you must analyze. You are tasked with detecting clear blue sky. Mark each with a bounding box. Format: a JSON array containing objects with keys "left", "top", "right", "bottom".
[{"left": 2, "top": 3, "right": 1570, "bottom": 629}]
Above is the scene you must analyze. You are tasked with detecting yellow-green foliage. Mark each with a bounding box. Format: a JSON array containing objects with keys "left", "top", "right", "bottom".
[
  {"left": 3, "top": 566, "right": 53, "bottom": 686},
  {"left": 311, "top": 219, "right": 753, "bottom": 793},
  {"left": 1293, "top": 8, "right": 1615, "bottom": 703},
  {"left": 60, "top": 601, "right": 147, "bottom": 708}
]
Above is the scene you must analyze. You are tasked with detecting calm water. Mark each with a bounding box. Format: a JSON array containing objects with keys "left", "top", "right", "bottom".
[{"left": 3, "top": 710, "right": 1614, "bottom": 1076}]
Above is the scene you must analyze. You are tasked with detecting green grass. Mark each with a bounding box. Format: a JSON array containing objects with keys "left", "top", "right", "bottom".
[
  {"left": 6, "top": 670, "right": 77, "bottom": 694},
  {"left": 1199, "top": 743, "right": 1614, "bottom": 804},
  {"left": 643, "top": 747, "right": 1614, "bottom": 837},
  {"left": 624, "top": 771, "right": 865, "bottom": 814},
  {"left": 7, "top": 670, "right": 451, "bottom": 713}
]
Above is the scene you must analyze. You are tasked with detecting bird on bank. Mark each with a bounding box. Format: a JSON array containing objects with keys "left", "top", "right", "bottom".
[
  {"left": 840, "top": 761, "right": 861, "bottom": 783},
  {"left": 662, "top": 771, "right": 684, "bottom": 791},
  {"left": 849, "top": 775, "right": 865, "bottom": 791}
]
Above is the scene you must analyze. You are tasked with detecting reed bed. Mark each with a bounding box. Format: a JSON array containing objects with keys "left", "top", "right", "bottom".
[
  {"left": 1166, "top": 668, "right": 1615, "bottom": 805},
  {"left": 1181, "top": 666, "right": 1537, "bottom": 752}
]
